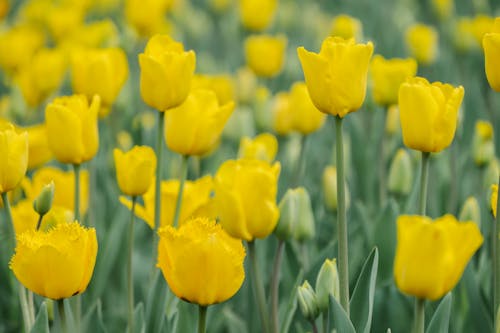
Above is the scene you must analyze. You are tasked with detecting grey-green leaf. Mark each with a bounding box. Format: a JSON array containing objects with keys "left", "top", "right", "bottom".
[{"left": 426, "top": 293, "right": 452, "bottom": 333}]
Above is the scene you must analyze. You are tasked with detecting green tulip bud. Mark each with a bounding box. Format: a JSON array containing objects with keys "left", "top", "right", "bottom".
[
  {"left": 459, "top": 196, "right": 481, "bottom": 229},
  {"left": 315, "top": 258, "right": 339, "bottom": 312},
  {"left": 388, "top": 149, "right": 413, "bottom": 196},
  {"left": 297, "top": 281, "right": 319, "bottom": 321},
  {"left": 33, "top": 181, "right": 55, "bottom": 217},
  {"left": 275, "top": 187, "right": 315, "bottom": 242}
]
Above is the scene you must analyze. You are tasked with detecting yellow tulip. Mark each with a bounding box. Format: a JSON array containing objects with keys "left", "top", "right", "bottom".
[
  {"left": 370, "top": 55, "right": 418, "bottom": 107},
  {"left": 214, "top": 159, "right": 280, "bottom": 241},
  {"left": 271, "top": 92, "right": 293, "bottom": 135},
  {"left": 71, "top": 47, "right": 129, "bottom": 117},
  {"left": 453, "top": 18, "right": 477, "bottom": 52},
  {"left": 239, "top": 0, "right": 277, "bottom": 32},
  {"left": 0, "top": 123, "right": 28, "bottom": 194},
  {"left": 431, "top": 0, "right": 453, "bottom": 20},
  {"left": 394, "top": 215, "right": 483, "bottom": 300},
  {"left": 483, "top": 18, "right": 500, "bottom": 92},
  {"left": 10, "top": 222, "right": 97, "bottom": 300},
  {"left": 15, "top": 48, "right": 67, "bottom": 108},
  {"left": 46, "top": 4, "right": 85, "bottom": 42},
  {"left": 62, "top": 20, "right": 119, "bottom": 49},
  {"left": 405, "top": 23, "right": 438, "bottom": 65},
  {"left": 139, "top": 34, "right": 196, "bottom": 111},
  {"left": 120, "top": 175, "right": 214, "bottom": 228},
  {"left": 297, "top": 37, "right": 374, "bottom": 118},
  {"left": 238, "top": 133, "right": 278, "bottom": 163},
  {"left": 157, "top": 217, "right": 245, "bottom": 305},
  {"left": 45, "top": 94, "right": 100, "bottom": 164},
  {"left": 245, "top": 34, "right": 287, "bottom": 78},
  {"left": 385, "top": 105, "right": 401, "bottom": 136},
  {"left": 289, "top": 82, "right": 326, "bottom": 134},
  {"left": 25, "top": 124, "right": 53, "bottom": 170},
  {"left": 125, "top": 0, "right": 173, "bottom": 37},
  {"left": 0, "top": 26, "right": 45, "bottom": 75},
  {"left": 165, "top": 89, "right": 234, "bottom": 156},
  {"left": 472, "top": 120, "right": 495, "bottom": 166},
  {"left": 11, "top": 200, "right": 73, "bottom": 235},
  {"left": 191, "top": 74, "right": 235, "bottom": 105},
  {"left": 491, "top": 184, "right": 498, "bottom": 217},
  {"left": 398, "top": 77, "right": 464, "bottom": 153},
  {"left": 472, "top": 15, "right": 494, "bottom": 46},
  {"left": 0, "top": 0, "right": 8, "bottom": 20},
  {"left": 330, "top": 14, "right": 363, "bottom": 41},
  {"left": 114, "top": 146, "right": 156, "bottom": 196},
  {"left": 22, "top": 167, "right": 90, "bottom": 216}
]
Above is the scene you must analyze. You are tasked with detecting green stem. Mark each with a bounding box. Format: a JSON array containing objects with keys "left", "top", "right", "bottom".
[
  {"left": 310, "top": 319, "right": 319, "bottom": 333},
  {"left": 36, "top": 214, "right": 43, "bottom": 231},
  {"left": 128, "top": 196, "right": 137, "bottom": 333},
  {"left": 292, "top": 135, "right": 307, "bottom": 187},
  {"left": 270, "top": 240, "right": 284, "bottom": 333},
  {"left": 18, "top": 285, "right": 32, "bottom": 332},
  {"left": 495, "top": 174, "right": 500, "bottom": 328},
  {"left": 172, "top": 155, "right": 189, "bottom": 228},
  {"left": 418, "top": 152, "right": 430, "bottom": 216},
  {"left": 198, "top": 305, "right": 207, "bottom": 333},
  {"left": 248, "top": 241, "right": 270, "bottom": 333},
  {"left": 322, "top": 310, "right": 329, "bottom": 333},
  {"left": 58, "top": 299, "right": 67, "bottom": 333},
  {"left": 413, "top": 298, "right": 425, "bottom": 333},
  {"left": 27, "top": 290, "right": 35, "bottom": 326},
  {"left": 335, "top": 116, "right": 349, "bottom": 316},
  {"left": 378, "top": 108, "right": 388, "bottom": 205},
  {"left": 73, "top": 164, "right": 81, "bottom": 223},
  {"left": 155, "top": 111, "right": 165, "bottom": 232}
]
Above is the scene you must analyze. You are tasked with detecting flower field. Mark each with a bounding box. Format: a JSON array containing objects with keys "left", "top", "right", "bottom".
[{"left": 0, "top": 0, "right": 499, "bottom": 332}]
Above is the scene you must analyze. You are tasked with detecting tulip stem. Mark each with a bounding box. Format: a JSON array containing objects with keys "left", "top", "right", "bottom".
[
  {"left": 154, "top": 111, "right": 165, "bottom": 254},
  {"left": 172, "top": 155, "right": 189, "bottom": 228},
  {"left": 413, "top": 298, "right": 425, "bottom": 333},
  {"left": 322, "top": 310, "right": 329, "bottom": 333},
  {"left": 73, "top": 164, "right": 81, "bottom": 223},
  {"left": 198, "top": 305, "right": 207, "bottom": 333},
  {"left": 270, "top": 240, "right": 285, "bottom": 333},
  {"left": 494, "top": 174, "right": 500, "bottom": 328},
  {"left": 418, "top": 152, "right": 430, "bottom": 215},
  {"left": 335, "top": 116, "right": 349, "bottom": 316},
  {"left": 292, "top": 135, "right": 307, "bottom": 187},
  {"left": 310, "top": 319, "right": 319, "bottom": 333},
  {"left": 128, "top": 196, "right": 137, "bottom": 333},
  {"left": 248, "top": 241, "right": 270, "bottom": 333},
  {"left": 36, "top": 214, "right": 44, "bottom": 231},
  {"left": 58, "top": 299, "right": 67, "bottom": 333}
]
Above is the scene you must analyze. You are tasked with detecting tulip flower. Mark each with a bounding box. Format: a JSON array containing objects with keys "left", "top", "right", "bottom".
[
  {"left": 370, "top": 55, "right": 418, "bottom": 107},
  {"left": 0, "top": 26, "right": 44, "bottom": 75},
  {"left": 330, "top": 14, "right": 363, "bottom": 41},
  {"left": 239, "top": 0, "right": 277, "bottom": 32},
  {"left": 297, "top": 37, "right": 373, "bottom": 118},
  {"left": 0, "top": 123, "right": 28, "bottom": 194},
  {"left": 472, "top": 15, "right": 494, "bottom": 46},
  {"left": 22, "top": 167, "right": 89, "bottom": 217},
  {"left": 45, "top": 94, "right": 100, "bottom": 165},
  {"left": 62, "top": 20, "right": 119, "bottom": 50},
  {"left": 46, "top": 4, "right": 85, "bottom": 42},
  {"left": 114, "top": 146, "right": 156, "bottom": 196},
  {"left": 165, "top": 89, "right": 234, "bottom": 156},
  {"left": 271, "top": 92, "right": 293, "bottom": 135},
  {"left": 238, "top": 133, "right": 278, "bottom": 163},
  {"left": 405, "top": 24, "right": 438, "bottom": 65},
  {"left": 71, "top": 47, "right": 129, "bottom": 117},
  {"left": 431, "top": 0, "right": 454, "bottom": 20},
  {"left": 491, "top": 184, "right": 498, "bottom": 218},
  {"left": 191, "top": 74, "right": 235, "bottom": 105},
  {"left": 24, "top": 124, "right": 53, "bottom": 170},
  {"left": 394, "top": 214, "right": 483, "bottom": 300},
  {"left": 398, "top": 77, "right": 464, "bottom": 153},
  {"left": 10, "top": 222, "right": 98, "bottom": 300},
  {"left": 483, "top": 18, "right": 500, "bottom": 92},
  {"left": 157, "top": 217, "right": 245, "bottom": 305},
  {"left": 288, "top": 82, "right": 326, "bottom": 134},
  {"left": 472, "top": 120, "right": 494, "bottom": 166},
  {"left": 245, "top": 34, "right": 287, "bottom": 78},
  {"left": 139, "top": 34, "right": 196, "bottom": 111},
  {"left": 125, "top": 0, "right": 173, "bottom": 37},
  {"left": 214, "top": 159, "right": 280, "bottom": 241}
]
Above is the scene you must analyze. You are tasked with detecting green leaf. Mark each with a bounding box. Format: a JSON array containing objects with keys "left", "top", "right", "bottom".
[
  {"left": 373, "top": 200, "right": 398, "bottom": 284},
  {"left": 30, "top": 302, "right": 49, "bottom": 333},
  {"left": 81, "top": 298, "right": 107, "bottom": 333},
  {"left": 133, "top": 302, "right": 145, "bottom": 333},
  {"left": 145, "top": 270, "right": 168, "bottom": 333},
  {"left": 463, "top": 265, "right": 493, "bottom": 332},
  {"left": 350, "top": 247, "right": 379, "bottom": 333},
  {"left": 280, "top": 269, "right": 304, "bottom": 333},
  {"left": 330, "top": 295, "right": 355, "bottom": 333},
  {"left": 426, "top": 293, "right": 452, "bottom": 333},
  {"left": 173, "top": 300, "right": 196, "bottom": 333}
]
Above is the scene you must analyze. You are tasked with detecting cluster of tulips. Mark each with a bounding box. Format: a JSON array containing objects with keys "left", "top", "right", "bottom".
[{"left": 0, "top": 0, "right": 500, "bottom": 332}]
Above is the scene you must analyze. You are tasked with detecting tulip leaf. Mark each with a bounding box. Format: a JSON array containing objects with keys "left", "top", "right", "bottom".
[
  {"left": 463, "top": 265, "right": 493, "bottom": 332},
  {"left": 280, "top": 269, "right": 304, "bottom": 333},
  {"left": 426, "top": 293, "right": 452, "bottom": 333},
  {"left": 81, "top": 299, "right": 107, "bottom": 333},
  {"left": 173, "top": 300, "right": 195, "bottom": 333},
  {"left": 29, "top": 302, "right": 49, "bottom": 333},
  {"left": 373, "top": 199, "right": 398, "bottom": 284},
  {"left": 145, "top": 270, "right": 168, "bottom": 333},
  {"left": 133, "top": 302, "right": 145, "bottom": 333},
  {"left": 350, "top": 247, "right": 379, "bottom": 333},
  {"left": 329, "top": 295, "right": 356, "bottom": 333}
]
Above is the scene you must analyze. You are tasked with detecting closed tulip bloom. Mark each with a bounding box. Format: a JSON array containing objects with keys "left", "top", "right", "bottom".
[
  {"left": 330, "top": 14, "right": 363, "bottom": 41},
  {"left": 121, "top": 176, "right": 214, "bottom": 228},
  {"left": 125, "top": 0, "right": 172, "bottom": 37},
  {"left": 491, "top": 184, "right": 498, "bottom": 217},
  {"left": 15, "top": 48, "right": 67, "bottom": 107},
  {"left": 158, "top": 217, "right": 245, "bottom": 305},
  {"left": 165, "top": 89, "right": 234, "bottom": 156},
  {"left": 483, "top": 18, "right": 500, "bottom": 92},
  {"left": 245, "top": 34, "right": 287, "bottom": 78},
  {"left": 239, "top": 0, "right": 277, "bottom": 32},
  {"left": 472, "top": 120, "right": 495, "bottom": 166},
  {"left": 272, "top": 92, "right": 293, "bottom": 135},
  {"left": 45, "top": 94, "right": 100, "bottom": 164},
  {"left": 399, "top": 77, "right": 464, "bottom": 153},
  {"left": 394, "top": 215, "right": 483, "bottom": 300},
  {"left": 0, "top": 26, "right": 45, "bottom": 75},
  {"left": 114, "top": 146, "right": 156, "bottom": 196},
  {"left": 297, "top": 37, "right": 374, "bottom": 118},
  {"left": 431, "top": 0, "right": 454, "bottom": 20},
  {"left": 238, "top": 133, "right": 278, "bottom": 163},
  {"left": 71, "top": 47, "right": 129, "bottom": 117},
  {"left": 289, "top": 82, "right": 326, "bottom": 134},
  {"left": 46, "top": 4, "right": 85, "bottom": 42},
  {"left": 10, "top": 222, "right": 97, "bottom": 300},
  {"left": 370, "top": 55, "right": 418, "bottom": 107},
  {"left": 12, "top": 200, "right": 73, "bottom": 235},
  {"left": 0, "top": 123, "right": 28, "bottom": 193},
  {"left": 405, "top": 24, "right": 438, "bottom": 65},
  {"left": 25, "top": 124, "right": 53, "bottom": 170},
  {"left": 191, "top": 74, "right": 235, "bottom": 105},
  {"left": 139, "top": 34, "right": 196, "bottom": 111},
  {"left": 472, "top": 15, "right": 494, "bottom": 46},
  {"left": 214, "top": 159, "right": 280, "bottom": 241},
  {"left": 62, "top": 20, "right": 119, "bottom": 50},
  {"left": 22, "top": 167, "right": 89, "bottom": 216}
]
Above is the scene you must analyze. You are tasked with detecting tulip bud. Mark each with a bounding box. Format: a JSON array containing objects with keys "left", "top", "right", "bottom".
[
  {"left": 322, "top": 166, "right": 350, "bottom": 212},
  {"left": 33, "top": 181, "right": 55, "bottom": 217},
  {"left": 275, "top": 187, "right": 315, "bottom": 242},
  {"left": 388, "top": 149, "right": 413, "bottom": 196},
  {"left": 315, "top": 258, "right": 339, "bottom": 312},
  {"left": 472, "top": 120, "right": 495, "bottom": 167},
  {"left": 484, "top": 159, "right": 499, "bottom": 190},
  {"left": 385, "top": 105, "right": 400, "bottom": 136},
  {"left": 459, "top": 196, "right": 481, "bottom": 229},
  {"left": 297, "top": 281, "right": 319, "bottom": 321}
]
